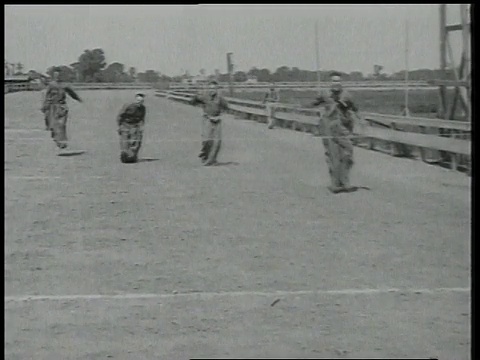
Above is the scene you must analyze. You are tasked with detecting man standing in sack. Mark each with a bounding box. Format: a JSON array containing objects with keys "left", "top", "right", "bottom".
[
  {"left": 117, "top": 92, "right": 147, "bottom": 163},
  {"left": 310, "top": 71, "right": 361, "bottom": 193},
  {"left": 41, "top": 71, "right": 83, "bottom": 149},
  {"left": 190, "top": 80, "right": 229, "bottom": 166}
]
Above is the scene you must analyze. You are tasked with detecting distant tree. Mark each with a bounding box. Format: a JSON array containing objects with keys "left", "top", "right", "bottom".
[
  {"left": 233, "top": 71, "right": 247, "bottom": 82},
  {"left": 217, "top": 73, "right": 230, "bottom": 83},
  {"left": 256, "top": 68, "right": 272, "bottom": 82},
  {"left": 128, "top": 67, "right": 136, "bottom": 81},
  {"left": 272, "top": 66, "right": 291, "bottom": 82},
  {"left": 27, "top": 70, "right": 43, "bottom": 80},
  {"left": 349, "top": 71, "right": 364, "bottom": 81},
  {"left": 100, "top": 62, "right": 125, "bottom": 82},
  {"left": 16, "top": 62, "right": 24, "bottom": 74},
  {"left": 70, "top": 62, "right": 80, "bottom": 82},
  {"left": 373, "top": 64, "right": 384, "bottom": 78},
  {"left": 137, "top": 70, "right": 160, "bottom": 83},
  {"left": 5, "top": 60, "right": 15, "bottom": 76},
  {"left": 77, "top": 48, "right": 107, "bottom": 82},
  {"left": 46, "top": 65, "right": 76, "bottom": 82},
  {"left": 117, "top": 72, "right": 133, "bottom": 83}
]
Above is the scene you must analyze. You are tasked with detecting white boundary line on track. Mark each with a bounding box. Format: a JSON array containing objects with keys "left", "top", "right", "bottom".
[
  {"left": 4, "top": 287, "right": 470, "bottom": 303},
  {"left": 5, "top": 176, "right": 63, "bottom": 180},
  {"left": 4, "top": 129, "right": 45, "bottom": 132},
  {"left": 5, "top": 175, "right": 107, "bottom": 180}
]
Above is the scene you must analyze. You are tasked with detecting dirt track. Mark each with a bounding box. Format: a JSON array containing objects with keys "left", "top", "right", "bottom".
[{"left": 5, "top": 90, "right": 471, "bottom": 359}]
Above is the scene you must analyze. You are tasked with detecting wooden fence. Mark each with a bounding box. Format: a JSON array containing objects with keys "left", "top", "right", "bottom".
[
  {"left": 156, "top": 89, "right": 471, "bottom": 174},
  {"left": 5, "top": 82, "right": 154, "bottom": 94},
  {"left": 168, "top": 81, "right": 435, "bottom": 91}
]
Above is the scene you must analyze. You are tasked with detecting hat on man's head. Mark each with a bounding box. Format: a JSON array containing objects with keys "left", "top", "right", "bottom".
[
  {"left": 135, "top": 92, "right": 146, "bottom": 98},
  {"left": 208, "top": 80, "right": 219, "bottom": 85}
]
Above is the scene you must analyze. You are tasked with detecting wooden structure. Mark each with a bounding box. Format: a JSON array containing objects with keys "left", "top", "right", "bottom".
[
  {"left": 437, "top": 4, "right": 471, "bottom": 121},
  {"left": 226, "top": 52, "right": 234, "bottom": 96},
  {"left": 435, "top": 4, "right": 471, "bottom": 169}
]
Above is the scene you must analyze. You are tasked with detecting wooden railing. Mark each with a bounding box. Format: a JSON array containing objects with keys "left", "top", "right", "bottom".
[
  {"left": 156, "top": 90, "right": 471, "bottom": 174},
  {"left": 5, "top": 82, "right": 154, "bottom": 94},
  {"left": 168, "top": 81, "right": 435, "bottom": 91},
  {"left": 71, "top": 83, "right": 153, "bottom": 90},
  {"left": 4, "top": 83, "right": 38, "bottom": 93}
]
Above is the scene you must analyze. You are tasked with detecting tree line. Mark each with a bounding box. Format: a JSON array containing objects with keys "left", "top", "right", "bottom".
[
  {"left": 219, "top": 66, "right": 457, "bottom": 83},
  {"left": 8, "top": 48, "right": 457, "bottom": 83},
  {"left": 4, "top": 60, "right": 24, "bottom": 76}
]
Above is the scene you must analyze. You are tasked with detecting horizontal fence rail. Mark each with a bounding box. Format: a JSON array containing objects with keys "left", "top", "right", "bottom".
[
  {"left": 156, "top": 89, "right": 471, "bottom": 174},
  {"left": 5, "top": 82, "right": 154, "bottom": 94},
  {"left": 168, "top": 81, "right": 436, "bottom": 91}
]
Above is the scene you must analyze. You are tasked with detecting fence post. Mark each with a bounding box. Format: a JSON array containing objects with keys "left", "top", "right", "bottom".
[
  {"left": 419, "top": 126, "right": 427, "bottom": 162},
  {"left": 450, "top": 130, "right": 458, "bottom": 171},
  {"left": 390, "top": 122, "right": 399, "bottom": 156},
  {"left": 364, "top": 120, "right": 375, "bottom": 150}
]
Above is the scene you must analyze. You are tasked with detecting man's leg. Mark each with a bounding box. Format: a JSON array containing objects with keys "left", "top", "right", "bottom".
[
  {"left": 199, "top": 116, "right": 209, "bottom": 160},
  {"left": 44, "top": 113, "right": 49, "bottom": 130},
  {"left": 204, "top": 121, "right": 222, "bottom": 166},
  {"left": 337, "top": 127, "right": 355, "bottom": 190},
  {"left": 52, "top": 106, "right": 68, "bottom": 149},
  {"left": 119, "top": 125, "right": 134, "bottom": 163},
  {"left": 128, "top": 127, "right": 143, "bottom": 163},
  {"left": 267, "top": 104, "right": 275, "bottom": 129},
  {"left": 323, "top": 137, "right": 342, "bottom": 192}
]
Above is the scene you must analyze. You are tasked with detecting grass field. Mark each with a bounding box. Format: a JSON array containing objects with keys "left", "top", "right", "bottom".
[
  {"left": 232, "top": 88, "right": 462, "bottom": 119},
  {"left": 5, "top": 90, "right": 471, "bottom": 359}
]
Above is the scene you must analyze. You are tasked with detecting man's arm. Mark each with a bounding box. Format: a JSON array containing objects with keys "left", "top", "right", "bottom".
[
  {"left": 117, "top": 104, "right": 129, "bottom": 127},
  {"left": 220, "top": 97, "right": 229, "bottom": 111},
  {"left": 65, "top": 86, "right": 82, "bottom": 102},
  {"left": 42, "top": 85, "right": 52, "bottom": 108},
  {"left": 341, "top": 91, "right": 358, "bottom": 113},
  {"left": 189, "top": 94, "right": 204, "bottom": 106},
  {"left": 308, "top": 93, "right": 326, "bottom": 107},
  {"left": 41, "top": 89, "right": 47, "bottom": 112},
  {"left": 262, "top": 92, "right": 269, "bottom": 104},
  {"left": 274, "top": 90, "right": 280, "bottom": 102},
  {"left": 139, "top": 107, "right": 146, "bottom": 127}
]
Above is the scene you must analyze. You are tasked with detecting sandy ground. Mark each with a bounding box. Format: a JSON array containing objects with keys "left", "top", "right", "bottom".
[{"left": 5, "top": 90, "right": 471, "bottom": 359}]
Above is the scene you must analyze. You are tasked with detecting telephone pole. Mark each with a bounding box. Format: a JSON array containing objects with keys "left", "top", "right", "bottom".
[
  {"left": 227, "top": 52, "right": 234, "bottom": 96},
  {"left": 404, "top": 17, "right": 410, "bottom": 117},
  {"left": 314, "top": 20, "right": 321, "bottom": 89}
]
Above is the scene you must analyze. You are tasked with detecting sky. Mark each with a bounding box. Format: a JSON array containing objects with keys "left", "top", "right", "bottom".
[{"left": 4, "top": 4, "right": 466, "bottom": 76}]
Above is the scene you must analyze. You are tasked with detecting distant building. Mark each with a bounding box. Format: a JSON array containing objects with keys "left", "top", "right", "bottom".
[
  {"left": 4, "top": 75, "right": 41, "bottom": 93},
  {"left": 182, "top": 75, "right": 209, "bottom": 87},
  {"left": 246, "top": 75, "right": 258, "bottom": 83},
  {"left": 4, "top": 75, "right": 31, "bottom": 83}
]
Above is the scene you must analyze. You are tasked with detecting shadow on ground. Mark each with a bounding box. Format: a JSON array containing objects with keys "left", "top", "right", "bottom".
[
  {"left": 138, "top": 158, "right": 161, "bottom": 163},
  {"left": 57, "top": 151, "right": 87, "bottom": 157},
  {"left": 213, "top": 161, "right": 240, "bottom": 166}
]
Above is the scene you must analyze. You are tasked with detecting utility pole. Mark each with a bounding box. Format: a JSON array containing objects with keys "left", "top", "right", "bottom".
[
  {"left": 314, "top": 20, "right": 321, "bottom": 89},
  {"left": 226, "top": 52, "right": 234, "bottom": 96},
  {"left": 404, "top": 17, "right": 410, "bottom": 117}
]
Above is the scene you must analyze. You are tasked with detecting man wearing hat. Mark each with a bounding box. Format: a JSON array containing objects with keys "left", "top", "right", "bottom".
[
  {"left": 117, "top": 92, "right": 147, "bottom": 163},
  {"left": 309, "top": 71, "right": 361, "bottom": 193},
  {"left": 190, "top": 80, "right": 229, "bottom": 166}
]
